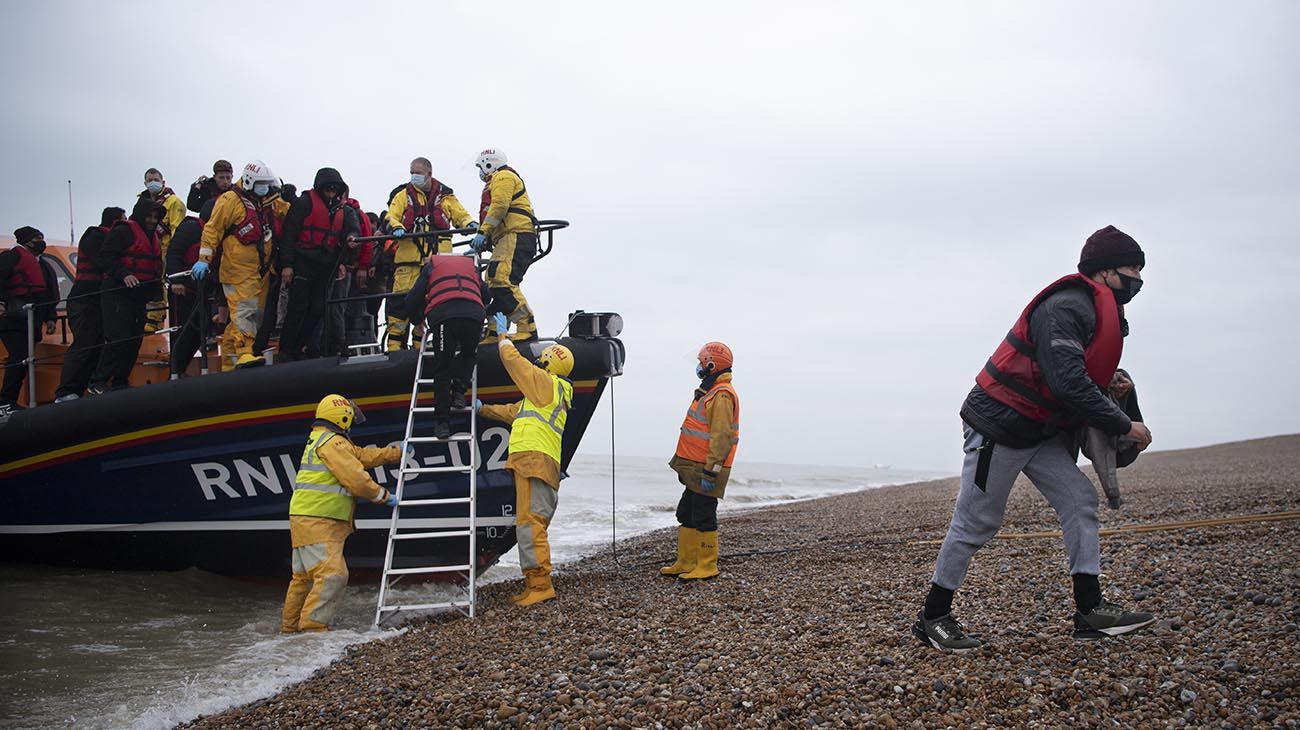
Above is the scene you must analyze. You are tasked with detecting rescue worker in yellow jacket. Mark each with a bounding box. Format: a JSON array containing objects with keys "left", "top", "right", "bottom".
[
  {"left": 661, "top": 342, "right": 740, "bottom": 581},
  {"left": 140, "top": 168, "right": 188, "bottom": 334},
  {"left": 478, "top": 311, "right": 574, "bottom": 606},
  {"left": 192, "top": 160, "right": 289, "bottom": 370},
  {"left": 282, "top": 394, "right": 404, "bottom": 632},
  {"left": 468, "top": 149, "right": 539, "bottom": 342},
  {"left": 384, "top": 157, "right": 476, "bottom": 351}
]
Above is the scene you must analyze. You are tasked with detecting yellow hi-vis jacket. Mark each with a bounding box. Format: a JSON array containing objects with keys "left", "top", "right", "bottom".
[
  {"left": 478, "top": 168, "right": 535, "bottom": 241},
  {"left": 288, "top": 427, "right": 401, "bottom": 545},
  {"left": 385, "top": 186, "right": 473, "bottom": 260},
  {"left": 480, "top": 340, "right": 572, "bottom": 489}
]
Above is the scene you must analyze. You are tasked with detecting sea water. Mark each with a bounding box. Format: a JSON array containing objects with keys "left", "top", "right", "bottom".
[{"left": 0, "top": 455, "right": 942, "bottom": 729}]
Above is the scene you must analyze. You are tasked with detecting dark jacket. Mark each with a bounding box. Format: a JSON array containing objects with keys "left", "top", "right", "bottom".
[
  {"left": 403, "top": 259, "right": 488, "bottom": 327},
  {"left": 69, "top": 225, "right": 108, "bottom": 298},
  {"left": 96, "top": 200, "right": 164, "bottom": 301},
  {"left": 960, "top": 285, "right": 1132, "bottom": 448},
  {"left": 0, "top": 248, "right": 59, "bottom": 332},
  {"left": 165, "top": 217, "right": 203, "bottom": 277},
  {"left": 187, "top": 177, "right": 227, "bottom": 213},
  {"left": 279, "top": 168, "right": 359, "bottom": 270}
]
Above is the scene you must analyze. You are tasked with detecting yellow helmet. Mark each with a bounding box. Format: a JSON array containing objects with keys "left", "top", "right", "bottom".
[
  {"left": 538, "top": 344, "right": 574, "bottom": 378},
  {"left": 315, "top": 394, "right": 364, "bottom": 431}
]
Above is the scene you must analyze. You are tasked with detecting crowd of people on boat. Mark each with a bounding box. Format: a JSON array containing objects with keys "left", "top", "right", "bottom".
[{"left": 0, "top": 149, "right": 543, "bottom": 413}]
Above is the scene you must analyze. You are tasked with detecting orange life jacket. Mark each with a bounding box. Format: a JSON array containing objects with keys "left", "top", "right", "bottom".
[{"left": 674, "top": 380, "right": 740, "bottom": 468}]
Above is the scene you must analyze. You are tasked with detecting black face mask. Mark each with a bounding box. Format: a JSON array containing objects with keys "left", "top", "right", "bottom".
[
  {"left": 27, "top": 240, "right": 47, "bottom": 255},
  {"left": 1111, "top": 272, "right": 1143, "bottom": 305}
]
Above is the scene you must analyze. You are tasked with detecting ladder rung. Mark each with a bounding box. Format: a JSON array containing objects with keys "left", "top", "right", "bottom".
[
  {"left": 411, "top": 406, "right": 473, "bottom": 413},
  {"left": 378, "top": 600, "right": 471, "bottom": 613},
  {"left": 385, "top": 564, "right": 472, "bottom": 576},
  {"left": 400, "top": 465, "right": 474, "bottom": 475},
  {"left": 392, "top": 530, "right": 472, "bottom": 540},
  {"left": 399, "top": 496, "right": 472, "bottom": 506},
  {"left": 408, "top": 435, "right": 473, "bottom": 443}
]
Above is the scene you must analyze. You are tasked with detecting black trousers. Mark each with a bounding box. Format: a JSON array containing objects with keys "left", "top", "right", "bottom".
[
  {"left": 675, "top": 488, "right": 719, "bottom": 533},
  {"left": 251, "top": 272, "right": 282, "bottom": 360},
  {"left": 90, "top": 288, "right": 151, "bottom": 388},
  {"left": 278, "top": 259, "right": 333, "bottom": 361},
  {"left": 319, "top": 274, "right": 349, "bottom": 358},
  {"left": 55, "top": 292, "right": 104, "bottom": 397},
  {"left": 0, "top": 323, "right": 31, "bottom": 405},
  {"left": 169, "top": 284, "right": 210, "bottom": 376},
  {"left": 426, "top": 317, "right": 482, "bottom": 417}
]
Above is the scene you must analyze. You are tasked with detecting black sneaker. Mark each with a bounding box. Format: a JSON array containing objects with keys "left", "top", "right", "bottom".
[
  {"left": 86, "top": 384, "right": 107, "bottom": 396},
  {"left": 912, "top": 612, "right": 982, "bottom": 653},
  {"left": 432, "top": 420, "right": 451, "bottom": 439},
  {"left": 1073, "top": 599, "right": 1156, "bottom": 640}
]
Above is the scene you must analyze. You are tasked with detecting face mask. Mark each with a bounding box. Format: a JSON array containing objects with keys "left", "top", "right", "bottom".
[
  {"left": 252, "top": 183, "right": 270, "bottom": 197},
  {"left": 28, "top": 240, "right": 47, "bottom": 255},
  {"left": 145, "top": 180, "right": 163, "bottom": 194},
  {"left": 410, "top": 174, "right": 427, "bottom": 188},
  {"left": 696, "top": 363, "right": 708, "bottom": 379},
  {"left": 477, "top": 168, "right": 490, "bottom": 183},
  {"left": 1111, "top": 272, "right": 1143, "bottom": 305}
]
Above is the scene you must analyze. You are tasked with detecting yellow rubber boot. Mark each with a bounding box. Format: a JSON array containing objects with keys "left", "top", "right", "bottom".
[
  {"left": 508, "top": 580, "right": 530, "bottom": 604},
  {"left": 659, "top": 527, "right": 699, "bottom": 576},
  {"left": 514, "top": 574, "right": 556, "bottom": 606},
  {"left": 679, "top": 530, "right": 718, "bottom": 580}
]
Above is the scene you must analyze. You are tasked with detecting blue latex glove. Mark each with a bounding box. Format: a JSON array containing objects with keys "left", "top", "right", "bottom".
[
  {"left": 491, "top": 312, "right": 509, "bottom": 335},
  {"left": 391, "top": 227, "right": 405, "bottom": 238},
  {"left": 190, "top": 261, "right": 209, "bottom": 280},
  {"left": 474, "top": 398, "right": 483, "bottom": 412},
  {"left": 465, "top": 221, "right": 479, "bottom": 232},
  {"left": 403, "top": 440, "right": 416, "bottom": 461},
  {"left": 385, "top": 491, "right": 399, "bottom": 508},
  {"left": 700, "top": 470, "right": 717, "bottom": 493},
  {"left": 470, "top": 233, "right": 487, "bottom": 252}
]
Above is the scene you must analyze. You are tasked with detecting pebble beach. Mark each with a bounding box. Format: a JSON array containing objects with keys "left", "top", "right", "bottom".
[{"left": 185, "top": 435, "right": 1300, "bottom": 728}]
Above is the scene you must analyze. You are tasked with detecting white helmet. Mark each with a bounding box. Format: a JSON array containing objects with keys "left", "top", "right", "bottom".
[
  {"left": 240, "top": 160, "right": 278, "bottom": 193},
  {"left": 475, "top": 148, "right": 507, "bottom": 182}
]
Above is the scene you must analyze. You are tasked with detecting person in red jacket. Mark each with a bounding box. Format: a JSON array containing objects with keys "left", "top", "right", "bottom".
[
  {"left": 913, "top": 226, "right": 1155, "bottom": 653},
  {"left": 86, "top": 199, "right": 165, "bottom": 394},
  {"left": 0, "top": 226, "right": 59, "bottom": 412}
]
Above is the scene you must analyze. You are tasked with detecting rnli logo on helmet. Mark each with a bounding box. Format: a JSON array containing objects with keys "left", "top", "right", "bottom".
[
  {"left": 331, "top": 397, "right": 349, "bottom": 408},
  {"left": 245, "top": 163, "right": 262, "bottom": 173},
  {"left": 480, "top": 149, "right": 496, "bottom": 156}
]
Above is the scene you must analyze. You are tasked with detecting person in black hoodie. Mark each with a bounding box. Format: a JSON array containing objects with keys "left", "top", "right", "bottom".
[
  {"left": 0, "top": 226, "right": 59, "bottom": 411},
  {"left": 913, "top": 226, "right": 1155, "bottom": 652},
  {"left": 277, "top": 168, "right": 359, "bottom": 361},
  {"left": 54, "top": 207, "right": 126, "bottom": 401},
  {"left": 86, "top": 199, "right": 164, "bottom": 394},
  {"left": 186, "top": 159, "right": 234, "bottom": 213}
]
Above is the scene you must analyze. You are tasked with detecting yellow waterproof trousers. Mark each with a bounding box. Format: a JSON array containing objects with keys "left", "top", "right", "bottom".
[
  {"left": 281, "top": 540, "right": 348, "bottom": 632},
  {"left": 486, "top": 231, "right": 537, "bottom": 339},
  {"left": 515, "top": 474, "right": 558, "bottom": 579},
  {"left": 222, "top": 274, "right": 269, "bottom": 368},
  {"left": 384, "top": 264, "right": 425, "bottom": 351}
]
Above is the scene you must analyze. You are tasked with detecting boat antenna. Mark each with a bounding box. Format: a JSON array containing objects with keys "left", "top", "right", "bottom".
[{"left": 67, "top": 180, "right": 74, "bottom": 243}]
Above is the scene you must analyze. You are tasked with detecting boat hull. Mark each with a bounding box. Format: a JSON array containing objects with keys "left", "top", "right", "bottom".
[{"left": 0, "top": 339, "right": 623, "bottom": 580}]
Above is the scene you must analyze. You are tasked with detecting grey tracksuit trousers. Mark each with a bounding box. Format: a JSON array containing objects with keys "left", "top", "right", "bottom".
[{"left": 931, "top": 422, "right": 1100, "bottom": 590}]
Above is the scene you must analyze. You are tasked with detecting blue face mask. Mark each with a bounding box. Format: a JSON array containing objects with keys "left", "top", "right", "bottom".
[
  {"left": 252, "top": 183, "right": 270, "bottom": 197},
  {"left": 696, "top": 364, "right": 708, "bottom": 379},
  {"left": 410, "top": 174, "right": 427, "bottom": 188},
  {"left": 145, "top": 180, "right": 163, "bottom": 194}
]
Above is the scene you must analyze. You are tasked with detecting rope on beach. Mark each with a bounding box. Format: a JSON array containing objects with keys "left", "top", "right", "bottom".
[
  {"left": 915, "top": 510, "right": 1300, "bottom": 545},
  {"left": 599, "top": 511, "right": 1300, "bottom": 571}
]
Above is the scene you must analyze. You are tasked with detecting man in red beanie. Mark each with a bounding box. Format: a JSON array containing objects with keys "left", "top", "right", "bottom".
[{"left": 913, "top": 225, "right": 1155, "bottom": 652}]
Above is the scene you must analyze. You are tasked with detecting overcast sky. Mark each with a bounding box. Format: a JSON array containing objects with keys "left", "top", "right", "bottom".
[{"left": 2, "top": 2, "right": 1297, "bottom": 472}]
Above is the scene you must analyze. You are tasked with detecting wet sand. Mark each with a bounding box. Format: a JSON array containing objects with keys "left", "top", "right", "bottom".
[{"left": 185, "top": 435, "right": 1300, "bottom": 728}]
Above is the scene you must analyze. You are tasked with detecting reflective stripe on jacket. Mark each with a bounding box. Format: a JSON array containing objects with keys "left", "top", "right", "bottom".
[
  {"left": 510, "top": 375, "right": 573, "bottom": 464},
  {"left": 974, "top": 273, "right": 1123, "bottom": 425},
  {"left": 675, "top": 381, "right": 741, "bottom": 469},
  {"left": 288, "top": 430, "right": 354, "bottom": 521},
  {"left": 478, "top": 167, "right": 536, "bottom": 237}
]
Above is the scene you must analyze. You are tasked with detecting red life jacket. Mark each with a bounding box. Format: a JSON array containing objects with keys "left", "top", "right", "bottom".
[
  {"left": 401, "top": 183, "right": 450, "bottom": 231},
  {"left": 346, "top": 198, "right": 374, "bottom": 269},
  {"left": 4, "top": 244, "right": 46, "bottom": 297},
  {"left": 423, "top": 255, "right": 483, "bottom": 315},
  {"left": 297, "top": 189, "right": 346, "bottom": 251},
  {"left": 975, "top": 273, "right": 1123, "bottom": 425},
  {"left": 226, "top": 190, "right": 282, "bottom": 245},
  {"left": 117, "top": 219, "right": 163, "bottom": 281},
  {"left": 75, "top": 225, "right": 110, "bottom": 282}
]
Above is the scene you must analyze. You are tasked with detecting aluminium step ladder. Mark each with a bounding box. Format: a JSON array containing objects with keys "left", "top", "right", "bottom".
[{"left": 373, "top": 323, "right": 480, "bottom": 626}]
